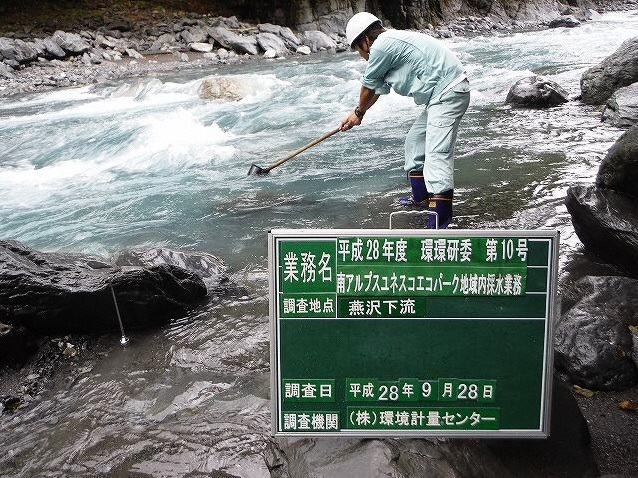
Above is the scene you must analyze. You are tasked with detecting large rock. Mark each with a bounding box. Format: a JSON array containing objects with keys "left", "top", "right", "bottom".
[
  {"left": 180, "top": 26, "right": 209, "bottom": 44},
  {"left": 258, "top": 23, "right": 301, "bottom": 50},
  {"left": 555, "top": 275, "right": 638, "bottom": 390},
  {"left": 596, "top": 124, "right": 638, "bottom": 198},
  {"left": 112, "top": 247, "right": 229, "bottom": 293},
  {"left": 505, "top": 75, "right": 569, "bottom": 108},
  {"left": 198, "top": 76, "right": 248, "bottom": 101},
  {"left": 299, "top": 30, "right": 337, "bottom": 52},
  {"left": 0, "top": 240, "right": 207, "bottom": 335},
  {"left": 256, "top": 32, "right": 289, "bottom": 56},
  {"left": 565, "top": 184, "right": 638, "bottom": 275},
  {"left": 486, "top": 378, "right": 598, "bottom": 477},
  {"left": 51, "top": 30, "right": 91, "bottom": 55},
  {"left": 207, "top": 26, "right": 259, "bottom": 55},
  {"left": 581, "top": 36, "right": 638, "bottom": 105},
  {"left": 0, "top": 37, "right": 39, "bottom": 64},
  {"left": 548, "top": 15, "right": 581, "bottom": 28},
  {"left": 601, "top": 82, "right": 638, "bottom": 128},
  {"left": 36, "top": 37, "right": 66, "bottom": 59}
]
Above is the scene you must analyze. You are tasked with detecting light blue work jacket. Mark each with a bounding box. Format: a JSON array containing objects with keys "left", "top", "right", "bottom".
[{"left": 361, "top": 30, "right": 465, "bottom": 105}]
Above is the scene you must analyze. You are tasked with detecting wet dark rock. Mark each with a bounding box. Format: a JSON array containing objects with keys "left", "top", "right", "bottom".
[
  {"left": 0, "top": 240, "right": 207, "bottom": 335},
  {"left": 0, "top": 395, "right": 21, "bottom": 415},
  {"left": 581, "top": 36, "right": 638, "bottom": 105},
  {"left": 558, "top": 251, "right": 627, "bottom": 314},
  {"left": 486, "top": 378, "right": 599, "bottom": 477},
  {"left": 601, "top": 83, "right": 638, "bottom": 127},
  {"left": 505, "top": 75, "right": 569, "bottom": 108},
  {"left": 596, "top": 124, "right": 638, "bottom": 198},
  {"left": 555, "top": 275, "right": 638, "bottom": 390},
  {"left": 548, "top": 15, "right": 581, "bottom": 28},
  {"left": 0, "top": 323, "right": 36, "bottom": 368},
  {"left": 565, "top": 184, "right": 638, "bottom": 275},
  {"left": 111, "top": 247, "right": 229, "bottom": 293}
]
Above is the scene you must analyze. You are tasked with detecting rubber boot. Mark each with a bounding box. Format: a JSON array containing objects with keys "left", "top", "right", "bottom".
[
  {"left": 397, "top": 170, "right": 429, "bottom": 206},
  {"left": 427, "top": 189, "right": 453, "bottom": 229}
]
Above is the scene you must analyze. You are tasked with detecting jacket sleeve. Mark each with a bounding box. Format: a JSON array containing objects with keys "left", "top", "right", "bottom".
[{"left": 360, "top": 47, "right": 392, "bottom": 95}]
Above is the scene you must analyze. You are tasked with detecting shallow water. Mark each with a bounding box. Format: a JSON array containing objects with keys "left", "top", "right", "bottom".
[{"left": 1, "top": 10, "right": 638, "bottom": 477}]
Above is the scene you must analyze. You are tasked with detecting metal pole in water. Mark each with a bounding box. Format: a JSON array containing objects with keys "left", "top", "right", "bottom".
[{"left": 110, "top": 282, "right": 129, "bottom": 345}]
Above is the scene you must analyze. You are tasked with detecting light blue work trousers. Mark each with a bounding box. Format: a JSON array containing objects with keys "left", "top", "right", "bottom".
[{"left": 404, "top": 79, "right": 470, "bottom": 194}]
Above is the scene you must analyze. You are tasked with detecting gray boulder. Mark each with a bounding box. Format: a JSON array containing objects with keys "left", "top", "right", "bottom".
[
  {"left": 581, "top": 36, "right": 638, "bottom": 105},
  {"left": 548, "top": 15, "right": 581, "bottom": 28},
  {"left": 258, "top": 23, "right": 300, "bottom": 50},
  {"left": 12, "top": 39, "right": 39, "bottom": 63},
  {"left": 597, "top": 124, "right": 638, "bottom": 198},
  {"left": 207, "top": 26, "right": 259, "bottom": 55},
  {"left": 150, "top": 33, "right": 178, "bottom": 52},
  {"left": 95, "top": 34, "right": 117, "bottom": 49},
  {"left": 565, "top": 184, "right": 638, "bottom": 275},
  {"left": 299, "top": 30, "right": 337, "bottom": 52},
  {"left": 602, "top": 82, "right": 638, "bottom": 128},
  {"left": 0, "top": 62, "right": 15, "bottom": 79},
  {"left": 0, "top": 240, "right": 207, "bottom": 335},
  {"left": 38, "top": 37, "right": 66, "bottom": 59},
  {"left": 256, "top": 32, "right": 289, "bottom": 56},
  {"left": 0, "top": 38, "right": 15, "bottom": 61},
  {"left": 51, "top": 30, "right": 91, "bottom": 55},
  {"left": 180, "top": 26, "right": 209, "bottom": 44},
  {"left": 0, "top": 38, "right": 39, "bottom": 64},
  {"left": 505, "top": 75, "right": 569, "bottom": 108},
  {"left": 190, "top": 42, "right": 213, "bottom": 53},
  {"left": 555, "top": 275, "right": 638, "bottom": 390}
]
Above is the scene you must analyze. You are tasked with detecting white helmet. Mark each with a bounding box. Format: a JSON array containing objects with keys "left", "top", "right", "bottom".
[{"left": 346, "top": 12, "right": 382, "bottom": 48}]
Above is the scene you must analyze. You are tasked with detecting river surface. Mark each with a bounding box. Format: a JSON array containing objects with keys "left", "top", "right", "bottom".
[{"left": 1, "top": 10, "right": 638, "bottom": 477}]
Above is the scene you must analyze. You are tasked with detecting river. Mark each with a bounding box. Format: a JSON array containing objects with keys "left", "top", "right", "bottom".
[{"left": 1, "top": 10, "right": 637, "bottom": 477}]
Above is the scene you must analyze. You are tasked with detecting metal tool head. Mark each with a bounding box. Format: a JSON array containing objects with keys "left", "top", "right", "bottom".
[{"left": 248, "top": 164, "right": 269, "bottom": 176}]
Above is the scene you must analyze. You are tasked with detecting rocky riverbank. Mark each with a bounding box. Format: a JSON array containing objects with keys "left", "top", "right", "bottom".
[{"left": 0, "top": 0, "right": 635, "bottom": 98}]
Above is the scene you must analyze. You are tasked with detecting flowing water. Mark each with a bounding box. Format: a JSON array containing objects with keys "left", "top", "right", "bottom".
[{"left": 1, "top": 10, "right": 637, "bottom": 477}]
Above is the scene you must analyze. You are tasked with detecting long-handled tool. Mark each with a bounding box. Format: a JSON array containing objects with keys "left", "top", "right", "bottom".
[{"left": 247, "top": 127, "right": 340, "bottom": 176}]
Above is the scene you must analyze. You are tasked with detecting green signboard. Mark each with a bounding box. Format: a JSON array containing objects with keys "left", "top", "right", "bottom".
[{"left": 269, "top": 229, "right": 559, "bottom": 437}]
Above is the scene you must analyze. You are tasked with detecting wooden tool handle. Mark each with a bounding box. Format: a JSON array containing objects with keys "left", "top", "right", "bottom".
[{"left": 266, "top": 127, "right": 341, "bottom": 171}]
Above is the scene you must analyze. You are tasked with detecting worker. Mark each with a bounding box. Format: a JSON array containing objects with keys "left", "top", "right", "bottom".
[{"left": 340, "top": 12, "right": 470, "bottom": 229}]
